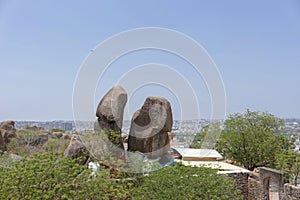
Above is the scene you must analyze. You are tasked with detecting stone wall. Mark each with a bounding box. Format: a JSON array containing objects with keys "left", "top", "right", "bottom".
[
  {"left": 227, "top": 168, "right": 300, "bottom": 200},
  {"left": 247, "top": 173, "right": 263, "bottom": 200},
  {"left": 282, "top": 184, "right": 300, "bottom": 200},
  {"left": 227, "top": 172, "right": 249, "bottom": 200}
]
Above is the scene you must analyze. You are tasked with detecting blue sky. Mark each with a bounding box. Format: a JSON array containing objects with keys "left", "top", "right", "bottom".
[{"left": 0, "top": 0, "right": 299, "bottom": 120}]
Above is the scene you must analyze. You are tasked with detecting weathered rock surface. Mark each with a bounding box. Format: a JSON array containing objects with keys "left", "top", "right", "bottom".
[
  {"left": 0, "top": 120, "right": 17, "bottom": 144},
  {"left": 52, "top": 132, "right": 63, "bottom": 138},
  {"left": 0, "top": 132, "right": 5, "bottom": 152},
  {"left": 8, "top": 154, "right": 23, "bottom": 162},
  {"left": 128, "top": 96, "right": 173, "bottom": 158},
  {"left": 62, "top": 134, "right": 71, "bottom": 140},
  {"left": 64, "top": 135, "right": 89, "bottom": 165},
  {"left": 95, "top": 86, "right": 127, "bottom": 150}
]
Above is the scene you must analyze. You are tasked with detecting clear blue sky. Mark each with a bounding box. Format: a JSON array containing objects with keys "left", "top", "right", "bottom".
[{"left": 0, "top": 0, "right": 299, "bottom": 121}]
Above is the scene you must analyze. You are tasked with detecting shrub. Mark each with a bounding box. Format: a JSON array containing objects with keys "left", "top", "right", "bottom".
[
  {"left": 44, "top": 138, "right": 70, "bottom": 154},
  {"left": 0, "top": 153, "right": 131, "bottom": 200},
  {"left": 132, "top": 162, "right": 243, "bottom": 200},
  {"left": 50, "top": 128, "right": 66, "bottom": 133}
]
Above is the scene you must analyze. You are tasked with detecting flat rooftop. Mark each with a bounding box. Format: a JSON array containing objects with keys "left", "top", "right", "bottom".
[
  {"left": 177, "top": 160, "right": 250, "bottom": 174},
  {"left": 173, "top": 148, "right": 223, "bottom": 161}
]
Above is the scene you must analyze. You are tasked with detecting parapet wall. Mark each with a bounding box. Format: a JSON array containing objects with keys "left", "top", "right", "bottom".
[
  {"left": 227, "top": 172, "right": 249, "bottom": 199},
  {"left": 247, "top": 173, "right": 263, "bottom": 200},
  {"left": 282, "top": 184, "right": 300, "bottom": 200},
  {"left": 228, "top": 167, "right": 300, "bottom": 200}
]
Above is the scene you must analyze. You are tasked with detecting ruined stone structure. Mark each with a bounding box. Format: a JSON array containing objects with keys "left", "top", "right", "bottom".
[
  {"left": 248, "top": 172, "right": 264, "bottom": 200},
  {"left": 227, "top": 172, "right": 249, "bottom": 200},
  {"left": 229, "top": 167, "right": 300, "bottom": 200},
  {"left": 282, "top": 184, "right": 300, "bottom": 200}
]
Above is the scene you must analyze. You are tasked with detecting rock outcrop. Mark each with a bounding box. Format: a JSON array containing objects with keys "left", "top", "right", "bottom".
[
  {"left": 64, "top": 135, "right": 89, "bottom": 165},
  {"left": 52, "top": 132, "right": 63, "bottom": 139},
  {"left": 0, "top": 120, "right": 17, "bottom": 144},
  {"left": 128, "top": 96, "right": 173, "bottom": 159}
]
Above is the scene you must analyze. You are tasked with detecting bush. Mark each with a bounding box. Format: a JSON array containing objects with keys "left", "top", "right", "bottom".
[
  {"left": 6, "top": 129, "right": 47, "bottom": 156},
  {"left": 132, "top": 162, "right": 242, "bottom": 200},
  {"left": 0, "top": 153, "right": 131, "bottom": 200},
  {"left": 50, "top": 128, "right": 66, "bottom": 133},
  {"left": 44, "top": 138, "right": 70, "bottom": 153}
]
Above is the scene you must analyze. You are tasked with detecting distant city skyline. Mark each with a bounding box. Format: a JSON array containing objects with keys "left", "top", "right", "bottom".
[{"left": 0, "top": 1, "right": 300, "bottom": 121}]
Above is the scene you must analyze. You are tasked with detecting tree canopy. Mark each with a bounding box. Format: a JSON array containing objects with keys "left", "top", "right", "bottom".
[{"left": 217, "top": 109, "right": 293, "bottom": 171}]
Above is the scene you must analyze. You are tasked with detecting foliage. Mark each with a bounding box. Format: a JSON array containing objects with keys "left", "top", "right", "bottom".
[
  {"left": 190, "top": 132, "right": 206, "bottom": 149},
  {"left": 0, "top": 151, "right": 243, "bottom": 200},
  {"left": 276, "top": 149, "right": 300, "bottom": 185},
  {"left": 6, "top": 129, "right": 43, "bottom": 156},
  {"left": 51, "top": 128, "right": 66, "bottom": 133},
  {"left": 190, "top": 122, "right": 222, "bottom": 149},
  {"left": 0, "top": 153, "right": 131, "bottom": 200},
  {"left": 216, "top": 109, "right": 292, "bottom": 170},
  {"left": 132, "top": 162, "right": 242, "bottom": 200},
  {"left": 44, "top": 138, "right": 70, "bottom": 154},
  {"left": 6, "top": 128, "right": 71, "bottom": 157}
]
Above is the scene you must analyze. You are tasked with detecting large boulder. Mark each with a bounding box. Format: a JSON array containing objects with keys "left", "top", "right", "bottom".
[
  {"left": 128, "top": 96, "right": 173, "bottom": 159},
  {"left": 95, "top": 86, "right": 127, "bottom": 150},
  {"left": 64, "top": 135, "right": 89, "bottom": 165},
  {"left": 0, "top": 120, "right": 17, "bottom": 144}
]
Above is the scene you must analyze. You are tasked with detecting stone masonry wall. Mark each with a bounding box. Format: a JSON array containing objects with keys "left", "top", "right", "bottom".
[
  {"left": 282, "top": 184, "right": 300, "bottom": 200},
  {"left": 227, "top": 172, "right": 249, "bottom": 200},
  {"left": 247, "top": 173, "right": 263, "bottom": 200},
  {"left": 227, "top": 168, "right": 300, "bottom": 200}
]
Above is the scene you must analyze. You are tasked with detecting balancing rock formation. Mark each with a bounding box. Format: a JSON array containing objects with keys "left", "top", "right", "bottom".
[
  {"left": 94, "top": 86, "right": 128, "bottom": 159},
  {"left": 128, "top": 96, "right": 173, "bottom": 159}
]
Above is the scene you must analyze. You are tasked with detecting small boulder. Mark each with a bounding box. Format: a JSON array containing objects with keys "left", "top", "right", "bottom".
[
  {"left": 62, "top": 134, "right": 71, "bottom": 140},
  {"left": 52, "top": 132, "right": 63, "bottom": 138},
  {"left": 64, "top": 135, "right": 89, "bottom": 165}
]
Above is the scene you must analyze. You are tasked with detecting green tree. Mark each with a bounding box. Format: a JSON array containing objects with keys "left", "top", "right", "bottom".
[
  {"left": 217, "top": 109, "right": 292, "bottom": 170},
  {"left": 276, "top": 150, "right": 300, "bottom": 185}
]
